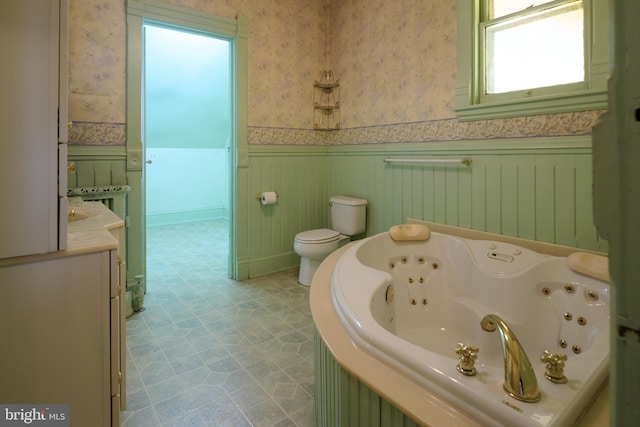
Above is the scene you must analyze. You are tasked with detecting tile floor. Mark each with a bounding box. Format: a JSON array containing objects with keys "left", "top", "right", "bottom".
[{"left": 120, "top": 219, "right": 316, "bottom": 427}]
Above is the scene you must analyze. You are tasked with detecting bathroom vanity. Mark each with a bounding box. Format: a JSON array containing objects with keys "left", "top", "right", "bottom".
[{"left": 0, "top": 201, "right": 126, "bottom": 426}]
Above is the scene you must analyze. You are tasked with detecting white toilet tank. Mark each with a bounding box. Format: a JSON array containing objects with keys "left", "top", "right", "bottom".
[{"left": 330, "top": 195, "right": 367, "bottom": 235}]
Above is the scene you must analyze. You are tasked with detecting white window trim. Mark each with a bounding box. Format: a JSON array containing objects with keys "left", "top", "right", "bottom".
[{"left": 455, "top": 0, "right": 609, "bottom": 121}]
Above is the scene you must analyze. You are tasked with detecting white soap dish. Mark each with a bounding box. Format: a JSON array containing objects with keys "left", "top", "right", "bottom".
[{"left": 389, "top": 224, "right": 431, "bottom": 241}]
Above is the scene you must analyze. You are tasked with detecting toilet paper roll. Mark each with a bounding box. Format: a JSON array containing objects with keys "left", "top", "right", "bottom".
[{"left": 261, "top": 191, "right": 277, "bottom": 205}]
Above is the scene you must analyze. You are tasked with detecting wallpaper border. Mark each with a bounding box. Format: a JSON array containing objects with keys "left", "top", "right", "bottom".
[
  {"left": 249, "top": 110, "right": 603, "bottom": 145},
  {"left": 67, "top": 110, "right": 603, "bottom": 146},
  {"left": 68, "top": 121, "right": 127, "bottom": 146}
]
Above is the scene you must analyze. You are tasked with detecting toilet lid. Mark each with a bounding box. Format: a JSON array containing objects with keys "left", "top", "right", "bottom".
[{"left": 295, "top": 229, "right": 340, "bottom": 244}]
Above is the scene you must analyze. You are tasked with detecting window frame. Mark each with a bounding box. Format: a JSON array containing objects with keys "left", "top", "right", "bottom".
[{"left": 454, "top": 0, "right": 609, "bottom": 121}]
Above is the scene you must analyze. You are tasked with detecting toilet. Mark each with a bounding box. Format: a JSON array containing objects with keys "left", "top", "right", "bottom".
[{"left": 294, "top": 195, "right": 368, "bottom": 286}]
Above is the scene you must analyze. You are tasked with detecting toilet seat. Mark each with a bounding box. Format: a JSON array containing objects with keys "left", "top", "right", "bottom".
[{"left": 295, "top": 229, "right": 340, "bottom": 244}]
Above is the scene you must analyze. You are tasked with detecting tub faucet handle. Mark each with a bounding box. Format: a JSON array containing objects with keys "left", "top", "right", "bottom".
[
  {"left": 456, "top": 342, "right": 479, "bottom": 376},
  {"left": 541, "top": 350, "right": 568, "bottom": 384}
]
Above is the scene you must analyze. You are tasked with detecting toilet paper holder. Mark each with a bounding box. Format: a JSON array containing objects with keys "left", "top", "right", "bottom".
[{"left": 255, "top": 192, "right": 279, "bottom": 200}]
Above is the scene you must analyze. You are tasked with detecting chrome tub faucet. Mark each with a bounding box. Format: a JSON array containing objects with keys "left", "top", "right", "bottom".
[{"left": 481, "top": 314, "right": 541, "bottom": 403}]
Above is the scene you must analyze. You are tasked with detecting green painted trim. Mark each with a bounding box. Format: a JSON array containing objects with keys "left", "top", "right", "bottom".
[
  {"left": 592, "top": 2, "right": 640, "bottom": 426},
  {"left": 326, "top": 136, "right": 593, "bottom": 156},
  {"left": 68, "top": 145, "right": 127, "bottom": 159},
  {"left": 248, "top": 252, "right": 299, "bottom": 278},
  {"left": 127, "top": 0, "right": 239, "bottom": 37},
  {"left": 456, "top": 91, "right": 608, "bottom": 121},
  {"left": 236, "top": 256, "right": 249, "bottom": 280},
  {"left": 249, "top": 145, "right": 329, "bottom": 157},
  {"left": 248, "top": 135, "right": 591, "bottom": 158},
  {"left": 232, "top": 15, "right": 249, "bottom": 280},
  {"left": 455, "top": 0, "right": 610, "bottom": 121},
  {"left": 126, "top": 2, "right": 248, "bottom": 284},
  {"left": 125, "top": 9, "right": 146, "bottom": 291}
]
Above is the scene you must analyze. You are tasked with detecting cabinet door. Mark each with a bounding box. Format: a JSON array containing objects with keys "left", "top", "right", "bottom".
[
  {"left": 0, "top": 0, "right": 65, "bottom": 258},
  {"left": 0, "top": 251, "right": 111, "bottom": 426}
]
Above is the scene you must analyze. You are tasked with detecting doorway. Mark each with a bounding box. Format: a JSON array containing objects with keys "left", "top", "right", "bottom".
[
  {"left": 144, "top": 25, "right": 230, "bottom": 228},
  {"left": 144, "top": 25, "right": 231, "bottom": 287},
  {"left": 126, "top": 1, "right": 249, "bottom": 299}
]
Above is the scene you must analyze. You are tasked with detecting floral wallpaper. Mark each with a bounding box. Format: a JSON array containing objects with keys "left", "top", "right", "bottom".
[
  {"left": 68, "top": 0, "right": 126, "bottom": 126},
  {"left": 67, "top": 0, "right": 326, "bottom": 145},
  {"left": 67, "top": 0, "right": 602, "bottom": 146},
  {"left": 329, "top": 0, "right": 458, "bottom": 126}
]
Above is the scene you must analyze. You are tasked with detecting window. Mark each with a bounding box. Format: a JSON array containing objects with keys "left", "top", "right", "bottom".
[
  {"left": 455, "top": 0, "right": 609, "bottom": 120},
  {"left": 484, "top": 1, "right": 584, "bottom": 95}
]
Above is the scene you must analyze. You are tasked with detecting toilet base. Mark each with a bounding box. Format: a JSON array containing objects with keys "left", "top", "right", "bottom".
[{"left": 298, "top": 257, "right": 321, "bottom": 286}]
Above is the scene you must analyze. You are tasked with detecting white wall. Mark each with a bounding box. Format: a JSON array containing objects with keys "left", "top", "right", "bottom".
[{"left": 145, "top": 147, "right": 229, "bottom": 225}]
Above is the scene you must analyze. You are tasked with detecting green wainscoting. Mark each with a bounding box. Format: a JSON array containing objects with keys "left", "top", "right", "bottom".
[
  {"left": 326, "top": 136, "right": 607, "bottom": 253},
  {"left": 314, "top": 328, "right": 421, "bottom": 427},
  {"left": 67, "top": 146, "right": 127, "bottom": 188},
  {"left": 247, "top": 146, "right": 328, "bottom": 277},
  {"left": 67, "top": 135, "right": 605, "bottom": 281}
]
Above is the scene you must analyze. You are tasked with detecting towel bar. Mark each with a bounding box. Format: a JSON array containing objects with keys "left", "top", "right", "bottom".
[{"left": 383, "top": 157, "right": 472, "bottom": 166}]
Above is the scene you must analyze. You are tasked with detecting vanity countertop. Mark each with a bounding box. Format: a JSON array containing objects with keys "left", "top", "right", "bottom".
[
  {"left": 66, "top": 198, "right": 123, "bottom": 253},
  {"left": 0, "top": 199, "right": 123, "bottom": 267}
]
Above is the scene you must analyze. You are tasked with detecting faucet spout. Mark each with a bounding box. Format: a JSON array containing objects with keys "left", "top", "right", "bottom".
[{"left": 480, "top": 314, "right": 541, "bottom": 403}]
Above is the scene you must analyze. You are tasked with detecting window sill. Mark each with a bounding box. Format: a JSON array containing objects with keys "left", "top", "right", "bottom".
[{"left": 454, "top": 89, "right": 607, "bottom": 121}]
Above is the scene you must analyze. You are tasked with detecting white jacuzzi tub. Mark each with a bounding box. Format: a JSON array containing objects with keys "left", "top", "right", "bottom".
[{"left": 331, "top": 230, "right": 609, "bottom": 427}]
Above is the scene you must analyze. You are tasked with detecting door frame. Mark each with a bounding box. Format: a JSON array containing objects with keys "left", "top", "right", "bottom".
[
  {"left": 592, "top": 1, "right": 640, "bottom": 424},
  {"left": 126, "top": 0, "right": 249, "bottom": 290}
]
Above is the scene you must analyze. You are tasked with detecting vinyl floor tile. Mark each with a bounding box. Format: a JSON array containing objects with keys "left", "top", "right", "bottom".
[{"left": 120, "top": 219, "right": 315, "bottom": 426}]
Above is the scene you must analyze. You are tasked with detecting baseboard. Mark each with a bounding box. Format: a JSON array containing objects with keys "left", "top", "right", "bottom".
[
  {"left": 146, "top": 207, "right": 228, "bottom": 226},
  {"left": 234, "top": 256, "right": 250, "bottom": 281},
  {"left": 249, "top": 251, "right": 300, "bottom": 278}
]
